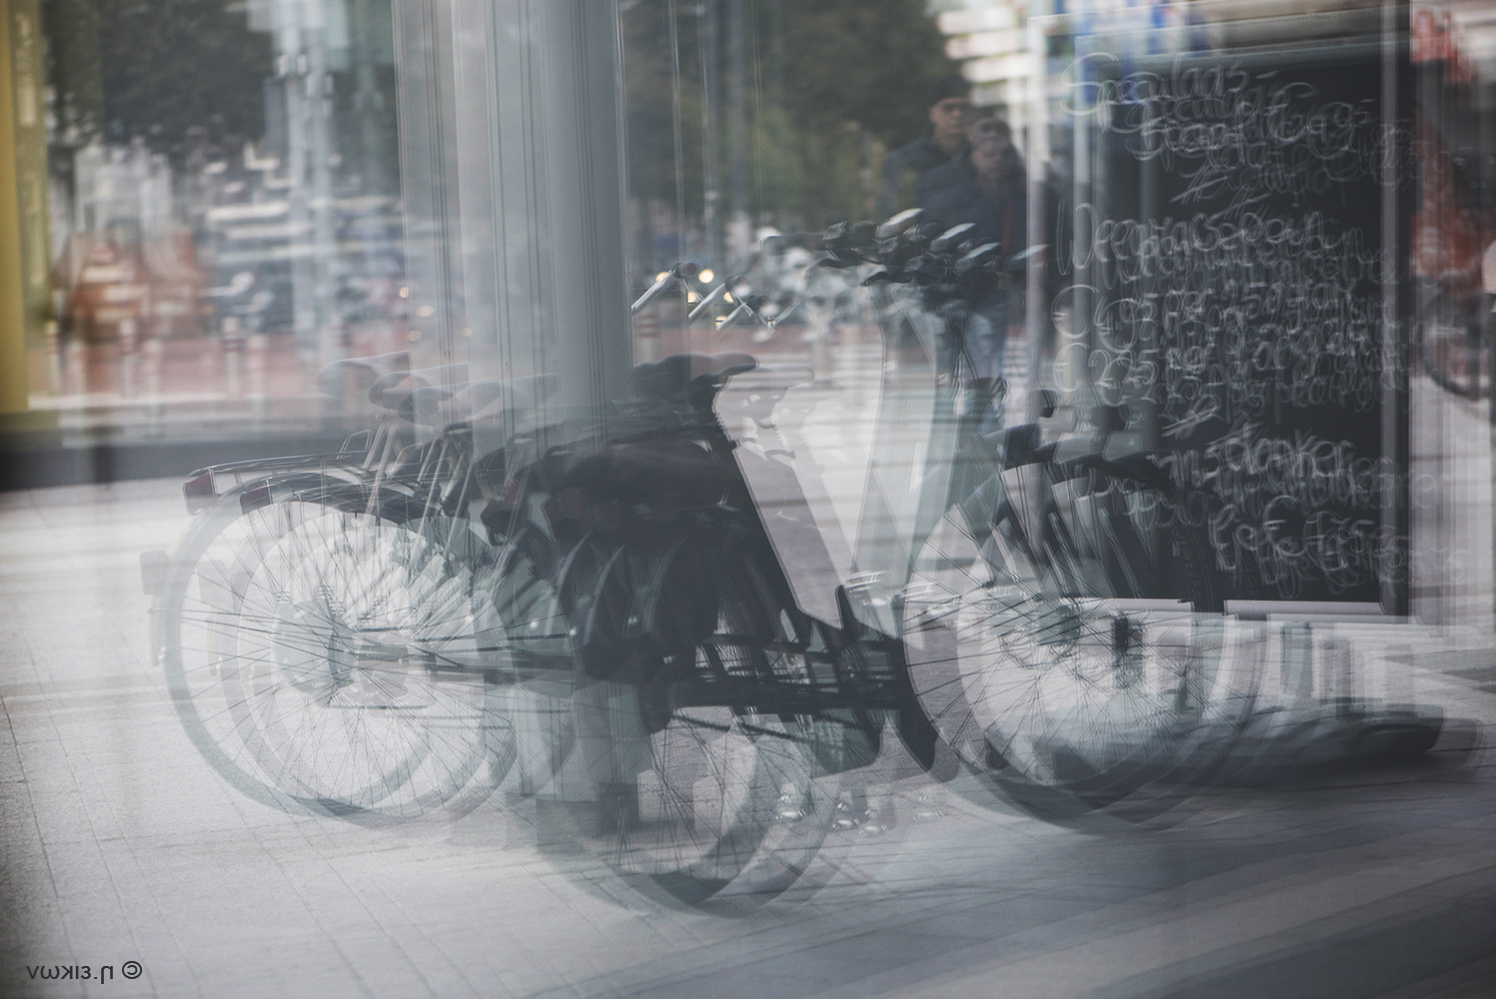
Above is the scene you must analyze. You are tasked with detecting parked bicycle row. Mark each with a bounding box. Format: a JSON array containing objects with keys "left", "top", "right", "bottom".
[{"left": 141, "top": 214, "right": 1443, "bottom": 912}]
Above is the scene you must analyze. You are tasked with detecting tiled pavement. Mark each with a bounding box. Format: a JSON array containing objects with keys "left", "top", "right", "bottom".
[{"left": 3, "top": 367, "right": 1496, "bottom": 998}]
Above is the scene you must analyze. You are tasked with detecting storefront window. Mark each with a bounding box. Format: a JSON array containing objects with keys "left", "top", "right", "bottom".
[{"left": 11, "top": 0, "right": 402, "bottom": 443}]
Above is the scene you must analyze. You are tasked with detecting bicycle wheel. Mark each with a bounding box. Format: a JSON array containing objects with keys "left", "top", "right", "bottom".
[
  {"left": 902, "top": 464, "right": 1258, "bottom": 818},
  {"left": 537, "top": 537, "right": 838, "bottom": 911},
  {"left": 158, "top": 480, "right": 514, "bottom": 820},
  {"left": 470, "top": 519, "right": 578, "bottom": 797}
]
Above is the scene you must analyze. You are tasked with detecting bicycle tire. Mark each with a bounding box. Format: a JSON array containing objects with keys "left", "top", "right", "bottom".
[
  {"left": 902, "top": 461, "right": 1260, "bottom": 821},
  {"left": 156, "top": 477, "right": 515, "bottom": 821}
]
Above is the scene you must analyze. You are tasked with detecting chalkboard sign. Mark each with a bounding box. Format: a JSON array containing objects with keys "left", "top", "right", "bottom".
[{"left": 1057, "top": 38, "right": 1411, "bottom": 607}]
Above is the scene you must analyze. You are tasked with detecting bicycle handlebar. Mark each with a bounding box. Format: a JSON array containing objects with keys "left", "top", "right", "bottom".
[
  {"left": 631, "top": 262, "right": 700, "bottom": 314},
  {"left": 634, "top": 214, "right": 1047, "bottom": 343}
]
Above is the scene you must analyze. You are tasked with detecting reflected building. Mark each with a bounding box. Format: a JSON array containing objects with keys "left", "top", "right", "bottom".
[{"left": 15, "top": 0, "right": 404, "bottom": 431}]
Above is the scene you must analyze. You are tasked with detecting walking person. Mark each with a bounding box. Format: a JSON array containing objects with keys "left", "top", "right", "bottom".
[{"left": 875, "top": 76, "right": 974, "bottom": 221}]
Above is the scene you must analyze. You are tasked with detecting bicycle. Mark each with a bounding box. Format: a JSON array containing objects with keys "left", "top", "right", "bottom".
[
  {"left": 146, "top": 338, "right": 909, "bottom": 908},
  {"left": 641, "top": 216, "right": 1260, "bottom": 826},
  {"left": 784, "top": 212, "right": 1265, "bottom": 824},
  {"left": 147, "top": 214, "right": 1262, "bottom": 905},
  {"left": 477, "top": 350, "right": 927, "bottom": 908}
]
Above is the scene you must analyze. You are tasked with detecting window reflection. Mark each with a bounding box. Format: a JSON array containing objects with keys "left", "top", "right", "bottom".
[{"left": 32, "top": 0, "right": 403, "bottom": 429}]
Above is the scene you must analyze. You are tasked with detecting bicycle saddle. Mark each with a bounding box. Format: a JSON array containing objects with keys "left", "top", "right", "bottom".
[
  {"left": 368, "top": 362, "right": 470, "bottom": 421},
  {"left": 629, "top": 352, "right": 757, "bottom": 403},
  {"left": 315, "top": 350, "right": 411, "bottom": 403}
]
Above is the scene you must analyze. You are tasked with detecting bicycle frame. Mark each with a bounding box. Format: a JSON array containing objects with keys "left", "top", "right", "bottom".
[{"left": 477, "top": 361, "right": 921, "bottom": 766}]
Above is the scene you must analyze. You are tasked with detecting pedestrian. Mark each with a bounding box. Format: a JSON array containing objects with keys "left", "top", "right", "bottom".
[
  {"left": 876, "top": 75, "right": 973, "bottom": 221},
  {"left": 918, "top": 113, "right": 1028, "bottom": 397}
]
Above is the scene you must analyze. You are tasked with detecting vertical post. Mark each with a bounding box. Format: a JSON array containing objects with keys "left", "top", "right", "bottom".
[
  {"left": 534, "top": 0, "right": 633, "bottom": 423},
  {"left": 118, "top": 317, "right": 138, "bottom": 398},
  {"left": 1281, "top": 621, "right": 1314, "bottom": 706},
  {"left": 1069, "top": 28, "right": 1091, "bottom": 415},
  {"left": 222, "top": 316, "right": 244, "bottom": 400},
  {"left": 1323, "top": 634, "right": 1355, "bottom": 714},
  {"left": 44, "top": 318, "right": 60, "bottom": 393},
  {"left": 391, "top": 0, "right": 463, "bottom": 391},
  {"left": 726, "top": 0, "right": 749, "bottom": 263},
  {"left": 699, "top": 0, "right": 723, "bottom": 271},
  {"left": 636, "top": 304, "right": 660, "bottom": 364},
  {"left": 308, "top": 10, "right": 337, "bottom": 373},
  {"left": 142, "top": 335, "right": 163, "bottom": 425},
  {"left": 279, "top": 1, "right": 339, "bottom": 374},
  {"left": 283, "top": 4, "right": 314, "bottom": 372},
  {"left": 0, "top": 0, "right": 28, "bottom": 412},
  {"left": 65, "top": 337, "right": 85, "bottom": 395},
  {"left": 1381, "top": 0, "right": 1409, "bottom": 617},
  {"left": 395, "top": 0, "right": 632, "bottom": 441},
  {"left": 247, "top": 332, "right": 268, "bottom": 426},
  {"left": 12, "top": 1, "right": 45, "bottom": 370},
  {"left": 1024, "top": 5, "right": 1047, "bottom": 422}
]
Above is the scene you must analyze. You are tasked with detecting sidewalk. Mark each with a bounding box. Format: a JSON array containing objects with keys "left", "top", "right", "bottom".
[{"left": 2, "top": 411, "right": 1494, "bottom": 999}]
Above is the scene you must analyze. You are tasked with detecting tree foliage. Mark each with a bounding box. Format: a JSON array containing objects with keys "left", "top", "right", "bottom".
[
  {"left": 622, "top": 0, "right": 958, "bottom": 235},
  {"left": 776, "top": 0, "right": 956, "bottom": 150},
  {"left": 44, "top": 0, "right": 272, "bottom": 164}
]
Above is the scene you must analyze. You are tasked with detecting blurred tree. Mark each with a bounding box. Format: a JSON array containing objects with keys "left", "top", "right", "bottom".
[
  {"left": 622, "top": 0, "right": 706, "bottom": 238},
  {"left": 41, "top": 0, "right": 103, "bottom": 143},
  {"left": 622, "top": 0, "right": 958, "bottom": 251},
  {"left": 764, "top": 0, "right": 961, "bottom": 225},
  {"left": 776, "top": 0, "right": 957, "bottom": 153},
  {"left": 43, "top": 0, "right": 272, "bottom": 166}
]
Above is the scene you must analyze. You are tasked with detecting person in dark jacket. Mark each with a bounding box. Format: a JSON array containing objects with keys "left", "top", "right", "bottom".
[
  {"left": 875, "top": 76, "right": 973, "bottom": 221},
  {"left": 918, "top": 114, "right": 1026, "bottom": 251},
  {"left": 917, "top": 114, "right": 1028, "bottom": 389}
]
